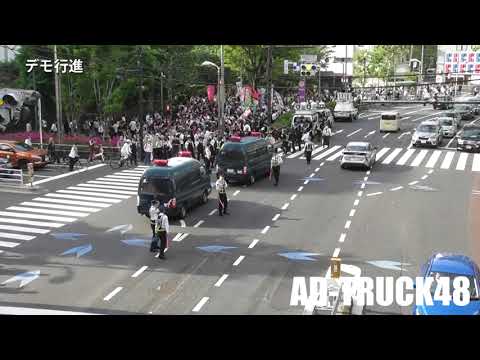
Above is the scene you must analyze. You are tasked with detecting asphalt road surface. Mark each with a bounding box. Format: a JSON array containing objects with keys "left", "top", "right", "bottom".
[{"left": 1, "top": 104, "right": 479, "bottom": 315}]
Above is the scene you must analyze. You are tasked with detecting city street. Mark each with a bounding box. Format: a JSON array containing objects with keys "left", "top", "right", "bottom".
[{"left": 1, "top": 103, "right": 479, "bottom": 315}]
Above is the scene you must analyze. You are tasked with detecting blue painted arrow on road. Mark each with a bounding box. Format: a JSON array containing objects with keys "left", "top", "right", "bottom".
[
  {"left": 106, "top": 224, "right": 133, "bottom": 234},
  {"left": 278, "top": 252, "right": 322, "bottom": 261},
  {"left": 51, "top": 233, "right": 87, "bottom": 241},
  {"left": 60, "top": 244, "right": 93, "bottom": 258},
  {"left": 196, "top": 245, "right": 237, "bottom": 254},
  {"left": 366, "top": 260, "right": 411, "bottom": 271},
  {"left": 1, "top": 270, "right": 40, "bottom": 288},
  {"left": 121, "top": 239, "right": 151, "bottom": 248},
  {"left": 409, "top": 185, "right": 438, "bottom": 192},
  {"left": 298, "top": 177, "right": 325, "bottom": 181}
]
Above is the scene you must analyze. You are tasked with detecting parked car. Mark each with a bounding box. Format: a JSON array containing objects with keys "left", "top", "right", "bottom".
[{"left": 0, "top": 141, "right": 48, "bottom": 169}]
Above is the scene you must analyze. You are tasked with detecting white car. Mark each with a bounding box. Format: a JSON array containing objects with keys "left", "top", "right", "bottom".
[{"left": 340, "top": 142, "right": 377, "bottom": 170}]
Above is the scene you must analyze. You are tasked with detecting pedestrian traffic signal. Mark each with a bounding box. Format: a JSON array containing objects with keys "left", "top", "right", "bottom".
[{"left": 300, "top": 64, "right": 318, "bottom": 77}]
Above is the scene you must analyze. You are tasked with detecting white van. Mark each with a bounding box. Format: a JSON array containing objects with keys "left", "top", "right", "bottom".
[{"left": 379, "top": 111, "right": 401, "bottom": 132}]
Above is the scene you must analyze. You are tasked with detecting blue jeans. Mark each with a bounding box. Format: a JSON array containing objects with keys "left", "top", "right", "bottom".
[{"left": 144, "top": 152, "right": 151, "bottom": 165}]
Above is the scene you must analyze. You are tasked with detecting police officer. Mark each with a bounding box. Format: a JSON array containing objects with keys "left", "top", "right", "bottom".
[
  {"left": 216, "top": 173, "right": 229, "bottom": 216},
  {"left": 149, "top": 200, "right": 160, "bottom": 252},
  {"left": 155, "top": 205, "right": 170, "bottom": 260},
  {"left": 304, "top": 140, "right": 314, "bottom": 165},
  {"left": 270, "top": 147, "right": 283, "bottom": 186}
]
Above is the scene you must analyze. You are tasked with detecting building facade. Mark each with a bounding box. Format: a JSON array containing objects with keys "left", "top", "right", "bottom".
[{"left": 436, "top": 45, "right": 480, "bottom": 86}]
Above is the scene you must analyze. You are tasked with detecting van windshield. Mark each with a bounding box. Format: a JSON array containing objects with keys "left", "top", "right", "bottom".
[
  {"left": 218, "top": 145, "right": 245, "bottom": 162},
  {"left": 381, "top": 115, "right": 397, "bottom": 120},
  {"left": 140, "top": 177, "right": 174, "bottom": 196}
]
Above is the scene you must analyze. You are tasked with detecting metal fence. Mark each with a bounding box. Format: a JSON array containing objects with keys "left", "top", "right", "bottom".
[{"left": 0, "top": 168, "right": 24, "bottom": 186}]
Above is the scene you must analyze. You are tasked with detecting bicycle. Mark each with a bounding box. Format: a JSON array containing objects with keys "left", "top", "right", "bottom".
[{"left": 109, "top": 154, "right": 134, "bottom": 169}]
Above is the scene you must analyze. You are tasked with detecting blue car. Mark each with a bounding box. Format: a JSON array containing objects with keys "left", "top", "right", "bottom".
[{"left": 413, "top": 253, "right": 480, "bottom": 315}]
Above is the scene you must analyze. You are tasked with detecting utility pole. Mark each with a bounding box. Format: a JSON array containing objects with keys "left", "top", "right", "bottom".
[
  {"left": 363, "top": 56, "right": 367, "bottom": 90},
  {"left": 54, "top": 45, "right": 62, "bottom": 142},
  {"left": 266, "top": 45, "right": 273, "bottom": 123},
  {"left": 137, "top": 46, "right": 144, "bottom": 158},
  {"left": 420, "top": 45, "right": 425, "bottom": 83}
]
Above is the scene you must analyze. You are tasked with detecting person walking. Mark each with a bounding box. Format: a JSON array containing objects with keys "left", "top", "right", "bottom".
[
  {"left": 149, "top": 200, "right": 160, "bottom": 251},
  {"left": 270, "top": 147, "right": 283, "bottom": 186},
  {"left": 322, "top": 124, "right": 332, "bottom": 148},
  {"left": 216, "top": 173, "right": 229, "bottom": 216},
  {"left": 304, "top": 140, "right": 314, "bottom": 165},
  {"left": 68, "top": 143, "right": 79, "bottom": 171},
  {"left": 143, "top": 134, "right": 153, "bottom": 165},
  {"left": 47, "top": 137, "right": 60, "bottom": 164},
  {"left": 204, "top": 144, "right": 212, "bottom": 173},
  {"left": 154, "top": 205, "right": 170, "bottom": 259},
  {"left": 130, "top": 139, "right": 138, "bottom": 166}
]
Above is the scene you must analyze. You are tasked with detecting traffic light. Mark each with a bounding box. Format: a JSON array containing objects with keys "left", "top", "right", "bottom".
[
  {"left": 410, "top": 59, "right": 421, "bottom": 72},
  {"left": 300, "top": 63, "right": 318, "bottom": 77}
]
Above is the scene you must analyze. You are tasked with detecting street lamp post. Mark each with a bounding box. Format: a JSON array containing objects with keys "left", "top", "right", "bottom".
[{"left": 201, "top": 49, "right": 225, "bottom": 135}]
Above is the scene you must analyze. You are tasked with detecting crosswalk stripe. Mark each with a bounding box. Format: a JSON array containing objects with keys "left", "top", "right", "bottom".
[
  {"left": 300, "top": 145, "right": 327, "bottom": 160},
  {"left": 20, "top": 202, "right": 102, "bottom": 213},
  {"left": 82, "top": 182, "right": 138, "bottom": 190},
  {"left": 46, "top": 193, "right": 122, "bottom": 203},
  {"left": 472, "top": 154, "right": 480, "bottom": 172},
  {"left": 287, "top": 148, "right": 306, "bottom": 159},
  {"left": 0, "top": 240, "right": 20, "bottom": 248},
  {"left": 327, "top": 149, "right": 345, "bottom": 161},
  {"left": 440, "top": 151, "right": 455, "bottom": 169},
  {"left": 0, "top": 218, "right": 65, "bottom": 228},
  {"left": 346, "top": 129, "right": 362, "bottom": 137},
  {"left": 65, "top": 188, "right": 134, "bottom": 197},
  {"left": 70, "top": 186, "right": 137, "bottom": 195},
  {"left": 119, "top": 170, "right": 144, "bottom": 175},
  {"left": 0, "top": 232, "right": 36, "bottom": 241},
  {"left": 0, "top": 211, "right": 76, "bottom": 223},
  {"left": 313, "top": 146, "right": 342, "bottom": 160},
  {"left": 456, "top": 153, "right": 468, "bottom": 170},
  {"left": 425, "top": 150, "right": 442, "bottom": 168},
  {"left": 136, "top": 166, "right": 149, "bottom": 169},
  {"left": 7, "top": 206, "right": 90, "bottom": 218},
  {"left": 375, "top": 148, "right": 391, "bottom": 161},
  {"left": 32, "top": 197, "right": 111, "bottom": 208},
  {"left": 396, "top": 149, "right": 416, "bottom": 165},
  {"left": 111, "top": 173, "right": 141, "bottom": 179},
  {"left": 98, "top": 177, "right": 139, "bottom": 184},
  {"left": 382, "top": 148, "right": 403, "bottom": 164},
  {"left": 0, "top": 225, "right": 50, "bottom": 234},
  {"left": 410, "top": 149, "right": 429, "bottom": 167}
]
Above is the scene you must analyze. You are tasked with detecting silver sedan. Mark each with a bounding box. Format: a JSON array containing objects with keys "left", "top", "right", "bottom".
[{"left": 340, "top": 142, "right": 377, "bottom": 170}]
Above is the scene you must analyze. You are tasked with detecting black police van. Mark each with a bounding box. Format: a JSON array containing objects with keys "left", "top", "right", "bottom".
[
  {"left": 216, "top": 135, "right": 273, "bottom": 185},
  {"left": 137, "top": 157, "right": 212, "bottom": 219}
]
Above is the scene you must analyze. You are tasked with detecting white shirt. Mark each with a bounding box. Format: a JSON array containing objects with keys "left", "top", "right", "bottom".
[
  {"left": 121, "top": 143, "right": 131, "bottom": 158},
  {"left": 51, "top": 123, "right": 57, "bottom": 132},
  {"left": 69, "top": 145, "right": 78, "bottom": 158},
  {"left": 205, "top": 146, "right": 211, "bottom": 159},
  {"left": 302, "top": 133, "right": 311, "bottom": 143},
  {"left": 322, "top": 127, "right": 332, "bottom": 137},
  {"left": 130, "top": 120, "right": 137, "bottom": 131},
  {"left": 271, "top": 153, "right": 283, "bottom": 167},
  {"left": 155, "top": 213, "right": 170, "bottom": 233},
  {"left": 25, "top": 138, "right": 32, "bottom": 147},
  {"left": 216, "top": 178, "right": 228, "bottom": 193},
  {"left": 243, "top": 123, "right": 251, "bottom": 133},
  {"left": 149, "top": 205, "right": 159, "bottom": 223}
]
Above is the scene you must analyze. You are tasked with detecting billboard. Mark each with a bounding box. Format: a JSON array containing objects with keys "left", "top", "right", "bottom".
[{"left": 444, "top": 51, "right": 480, "bottom": 74}]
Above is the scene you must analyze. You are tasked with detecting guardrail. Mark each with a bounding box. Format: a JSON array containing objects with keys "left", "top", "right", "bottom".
[{"left": 0, "top": 168, "right": 23, "bottom": 186}]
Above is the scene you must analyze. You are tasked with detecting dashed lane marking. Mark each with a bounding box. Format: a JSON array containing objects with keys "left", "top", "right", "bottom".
[
  {"left": 357, "top": 191, "right": 363, "bottom": 197},
  {"left": 261, "top": 226, "right": 270, "bottom": 234},
  {"left": 233, "top": 255, "right": 245, "bottom": 266},
  {"left": 339, "top": 233, "right": 346, "bottom": 243},
  {"left": 409, "top": 181, "right": 418, "bottom": 186},
  {"left": 349, "top": 209, "right": 356, "bottom": 217},
  {"left": 214, "top": 274, "right": 229, "bottom": 287},
  {"left": 131, "top": 266, "right": 148, "bottom": 278},
  {"left": 281, "top": 203, "right": 289, "bottom": 210},
  {"left": 272, "top": 214, "right": 280, "bottom": 221},
  {"left": 333, "top": 248, "right": 341, "bottom": 258},
  {"left": 390, "top": 186, "right": 403, "bottom": 191},
  {"left": 382, "top": 133, "right": 390, "bottom": 139},
  {"left": 297, "top": 186, "right": 304, "bottom": 192},
  {"left": 208, "top": 209, "right": 217, "bottom": 216},
  {"left": 192, "top": 297, "right": 209, "bottom": 312},
  {"left": 344, "top": 220, "right": 351, "bottom": 229},
  {"left": 421, "top": 175, "right": 428, "bottom": 180},
  {"left": 248, "top": 239, "right": 259, "bottom": 249},
  {"left": 354, "top": 199, "right": 360, "bottom": 206},
  {"left": 233, "top": 190, "right": 240, "bottom": 196},
  {"left": 103, "top": 287, "right": 123, "bottom": 301},
  {"left": 366, "top": 192, "right": 383, "bottom": 197},
  {"left": 290, "top": 194, "right": 297, "bottom": 201},
  {"left": 193, "top": 220, "right": 204, "bottom": 228}
]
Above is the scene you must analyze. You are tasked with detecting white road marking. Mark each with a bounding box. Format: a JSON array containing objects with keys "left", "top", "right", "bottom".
[
  {"left": 309, "top": 173, "right": 315, "bottom": 178},
  {"left": 0, "top": 211, "right": 76, "bottom": 223},
  {"left": 303, "top": 180, "right": 309, "bottom": 185},
  {"left": 472, "top": 154, "right": 480, "bottom": 172},
  {"left": 363, "top": 177, "right": 368, "bottom": 181},
  {"left": 20, "top": 202, "right": 101, "bottom": 213},
  {"left": 320, "top": 162, "right": 325, "bottom": 166},
  {"left": 326, "top": 150, "right": 344, "bottom": 161},
  {"left": 102, "top": 176, "right": 139, "bottom": 183},
  {"left": 281, "top": 203, "right": 289, "bottom": 210},
  {"left": 248, "top": 239, "right": 259, "bottom": 248},
  {"left": 0, "top": 225, "right": 49, "bottom": 234},
  {"left": 366, "top": 171, "right": 371, "bottom": 175},
  {"left": 297, "top": 186, "right": 303, "bottom": 192},
  {"left": 233, "top": 190, "right": 240, "bottom": 196},
  {"left": 0, "top": 218, "right": 64, "bottom": 228},
  {"left": 357, "top": 191, "right": 363, "bottom": 197},
  {"left": 366, "top": 192, "right": 383, "bottom": 197},
  {"left": 410, "top": 150, "right": 429, "bottom": 167},
  {"left": 7, "top": 206, "right": 89, "bottom": 218},
  {"left": 339, "top": 233, "right": 346, "bottom": 243},
  {"left": 354, "top": 199, "right": 360, "bottom": 206},
  {"left": 33, "top": 197, "right": 110, "bottom": 208},
  {"left": 364, "top": 131, "right": 376, "bottom": 138},
  {"left": 456, "top": 153, "right": 468, "bottom": 171},
  {"left": 60, "top": 189, "right": 131, "bottom": 199},
  {"left": 261, "top": 226, "right": 270, "bottom": 234},
  {"left": 272, "top": 214, "right": 280, "bottom": 221},
  {"left": 214, "top": 274, "right": 229, "bottom": 287},
  {"left": 425, "top": 150, "right": 442, "bottom": 168},
  {"left": 396, "top": 149, "right": 416, "bottom": 165},
  {"left": 382, "top": 133, "right": 390, "bottom": 139},
  {"left": 192, "top": 297, "right": 209, "bottom": 312},
  {"left": 313, "top": 145, "right": 342, "bottom": 160},
  {"left": 0, "top": 232, "right": 35, "bottom": 241},
  {"left": 46, "top": 193, "right": 122, "bottom": 203},
  {"left": 233, "top": 255, "right": 245, "bottom": 266},
  {"left": 73, "top": 185, "right": 137, "bottom": 194},
  {"left": 131, "top": 266, "right": 148, "bottom": 278},
  {"left": 103, "top": 287, "right": 123, "bottom": 301},
  {"left": 180, "top": 220, "right": 186, "bottom": 228},
  {"left": 208, "top": 209, "right": 217, "bottom": 216},
  {"left": 87, "top": 180, "right": 138, "bottom": 188},
  {"left": 382, "top": 148, "right": 403, "bottom": 164},
  {"left": 349, "top": 209, "right": 356, "bottom": 217},
  {"left": 172, "top": 233, "right": 183, "bottom": 242},
  {"left": 178, "top": 233, "right": 189, "bottom": 242},
  {"left": 409, "top": 181, "right": 419, "bottom": 185},
  {"left": 0, "top": 240, "right": 20, "bottom": 248},
  {"left": 333, "top": 129, "right": 344, "bottom": 135},
  {"left": 310, "top": 146, "right": 327, "bottom": 157},
  {"left": 397, "top": 132, "right": 411, "bottom": 140},
  {"left": 315, "top": 168, "right": 320, "bottom": 172},
  {"left": 390, "top": 186, "right": 403, "bottom": 191},
  {"left": 375, "top": 147, "right": 391, "bottom": 161},
  {"left": 440, "top": 151, "right": 455, "bottom": 170},
  {"left": 287, "top": 148, "right": 307, "bottom": 159},
  {"left": 290, "top": 194, "right": 297, "bottom": 201},
  {"left": 332, "top": 248, "right": 341, "bottom": 258},
  {"left": 421, "top": 175, "right": 428, "bottom": 180},
  {"left": 32, "top": 163, "right": 106, "bottom": 186},
  {"left": 193, "top": 220, "right": 204, "bottom": 228},
  {"left": 428, "top": 169, "right": 434, "bottom": 174},
  {"left": 346, "top": 129, "right": 362, "bottom": 137},
  {"left": 344, "top": 220, "right": 351, "bottom": 229},
  {"left": 360, "top": 183, "right": 366, "bottom": 189},
  {"left": 412, "top": 111, "right": 444, "bottom": 122}
]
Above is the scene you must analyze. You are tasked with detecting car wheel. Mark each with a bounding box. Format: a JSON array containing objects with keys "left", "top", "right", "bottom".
[
  {"left": 201, "top": 190, "right": 208, "bottom": 205},
  {"left": 179, "top": 205, "right": 187, "bottom": 219}
]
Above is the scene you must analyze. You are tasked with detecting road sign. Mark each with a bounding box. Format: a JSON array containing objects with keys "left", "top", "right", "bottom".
[
  {"left": 336, "top": 92, "right": 352, "bottom": 102},
  {"left": 284, "top": 60, "right": 289, "bottom": 75},
  {"left": 301, "top": 54, "right": 317, "bottom": 63}
]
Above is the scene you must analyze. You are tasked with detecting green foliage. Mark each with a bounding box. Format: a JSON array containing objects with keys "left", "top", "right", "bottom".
[{"left": 272, "top": 111, "right": 292, "bottom": 129}]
